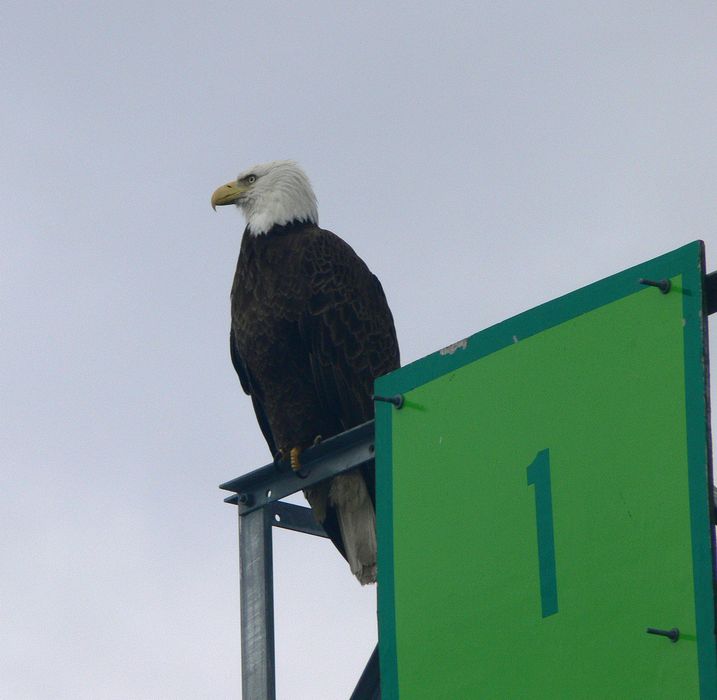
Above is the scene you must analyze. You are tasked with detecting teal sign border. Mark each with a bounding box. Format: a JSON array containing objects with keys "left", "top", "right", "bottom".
[{"left": 375, "top": 241, "right": 716, "bottom": 698}]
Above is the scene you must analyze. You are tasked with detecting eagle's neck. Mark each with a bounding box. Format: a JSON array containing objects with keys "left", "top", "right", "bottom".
[
  {"left": 244, "top": 184, "right": 318, "bottom": 236},
  {"left": 243, "top": 219, "right": 313, "bottom": 242}
]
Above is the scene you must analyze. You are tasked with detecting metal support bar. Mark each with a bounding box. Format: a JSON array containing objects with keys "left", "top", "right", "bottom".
[
  {"left": 239, "top": 507, "right": 275, "bottom": 700},
  {"left": 268, "top": 501, "right": 329, "bottom": 538},
  {"left": 350, "top": 644, "right": 381, "bottom": 700},
  {"left": 705, "top": 271, "right": 717, "bottom": 315},
  {"left": 220, "top": 421, "right": 375, "bottom": 515}
]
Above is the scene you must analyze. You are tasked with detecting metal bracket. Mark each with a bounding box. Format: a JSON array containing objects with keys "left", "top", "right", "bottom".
[
  {"left": 221, "top": 421, "right": 375, "bottom": 515},
  {"left": 268, "top": 500, "right": 329, "bottom": 539},
  {"left": 705, "top": 271, "right": 717, "bottom": 315},
  {"left": 224, "top": 420, "right": 379, "bottom": 700}
]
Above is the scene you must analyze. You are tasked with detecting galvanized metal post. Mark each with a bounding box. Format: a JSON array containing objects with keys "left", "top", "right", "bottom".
[{"left": 239, "top": 506, "right": 275, "bottom": 700}]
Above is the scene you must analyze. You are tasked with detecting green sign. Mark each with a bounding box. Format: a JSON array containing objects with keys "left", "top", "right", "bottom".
[{"left": 375, "top": 242, "right": 715, "bottom": 698}]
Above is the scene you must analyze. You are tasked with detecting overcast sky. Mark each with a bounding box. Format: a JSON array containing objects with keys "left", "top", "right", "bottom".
[{"left": 3, "top": 2, "right": 717, "bottom": 698}]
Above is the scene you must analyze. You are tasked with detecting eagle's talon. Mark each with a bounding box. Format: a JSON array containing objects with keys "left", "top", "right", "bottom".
[{"left": 289, "top": 446, "right": 309, "bottom": 479}]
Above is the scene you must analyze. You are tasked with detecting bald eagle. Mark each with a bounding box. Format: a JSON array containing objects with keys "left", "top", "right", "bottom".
[{"left": 212, "top": 160, "right": 400, "bottom": 584}]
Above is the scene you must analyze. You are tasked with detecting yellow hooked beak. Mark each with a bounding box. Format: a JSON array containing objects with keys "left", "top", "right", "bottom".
[{"left": 211, "top": 181, "right": 248, "bottom": 210}]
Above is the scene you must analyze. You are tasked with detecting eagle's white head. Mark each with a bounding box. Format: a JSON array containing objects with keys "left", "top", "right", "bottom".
[{"left": 211, "top": 160, "right": 319, "bottom": 236}]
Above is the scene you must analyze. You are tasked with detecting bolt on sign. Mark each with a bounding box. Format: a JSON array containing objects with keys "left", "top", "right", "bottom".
[{"left": 375, "top": 241, "right": 716, "bottom": 699}]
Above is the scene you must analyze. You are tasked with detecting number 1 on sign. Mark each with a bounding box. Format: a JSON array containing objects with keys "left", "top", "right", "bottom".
[{"left": 527, "top": 449, "right": 558, "bottom": 618}]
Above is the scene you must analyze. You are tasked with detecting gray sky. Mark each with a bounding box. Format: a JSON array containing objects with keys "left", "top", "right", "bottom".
[{"left": 3, "top": 2, "right": 717, "bottom": 698}]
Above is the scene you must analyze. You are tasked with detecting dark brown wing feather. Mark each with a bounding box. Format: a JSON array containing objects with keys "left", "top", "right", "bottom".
[
  {"left": 229, "top": 327, "right": 277, "bottom": 457},
  {"left": 298, "top": 229, "right": 400, "bottom": 434}
]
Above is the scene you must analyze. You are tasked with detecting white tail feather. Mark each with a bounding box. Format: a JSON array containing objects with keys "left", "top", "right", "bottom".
[{"left": 329, "top": 471, "right": 377, "bottom": 585}]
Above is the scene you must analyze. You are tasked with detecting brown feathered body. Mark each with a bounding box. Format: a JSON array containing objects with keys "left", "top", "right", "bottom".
[{"left": 229, "top": 219, "right": 399, "bottom": 580}]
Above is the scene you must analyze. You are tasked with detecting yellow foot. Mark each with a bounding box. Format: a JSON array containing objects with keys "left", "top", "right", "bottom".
[{"left": 289, "top": 446, "right": 302, "bottom": 472}]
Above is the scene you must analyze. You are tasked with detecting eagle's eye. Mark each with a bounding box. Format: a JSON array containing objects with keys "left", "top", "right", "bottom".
[{"left": 247, "top": 175, "right": 256, "bottom": 184}]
